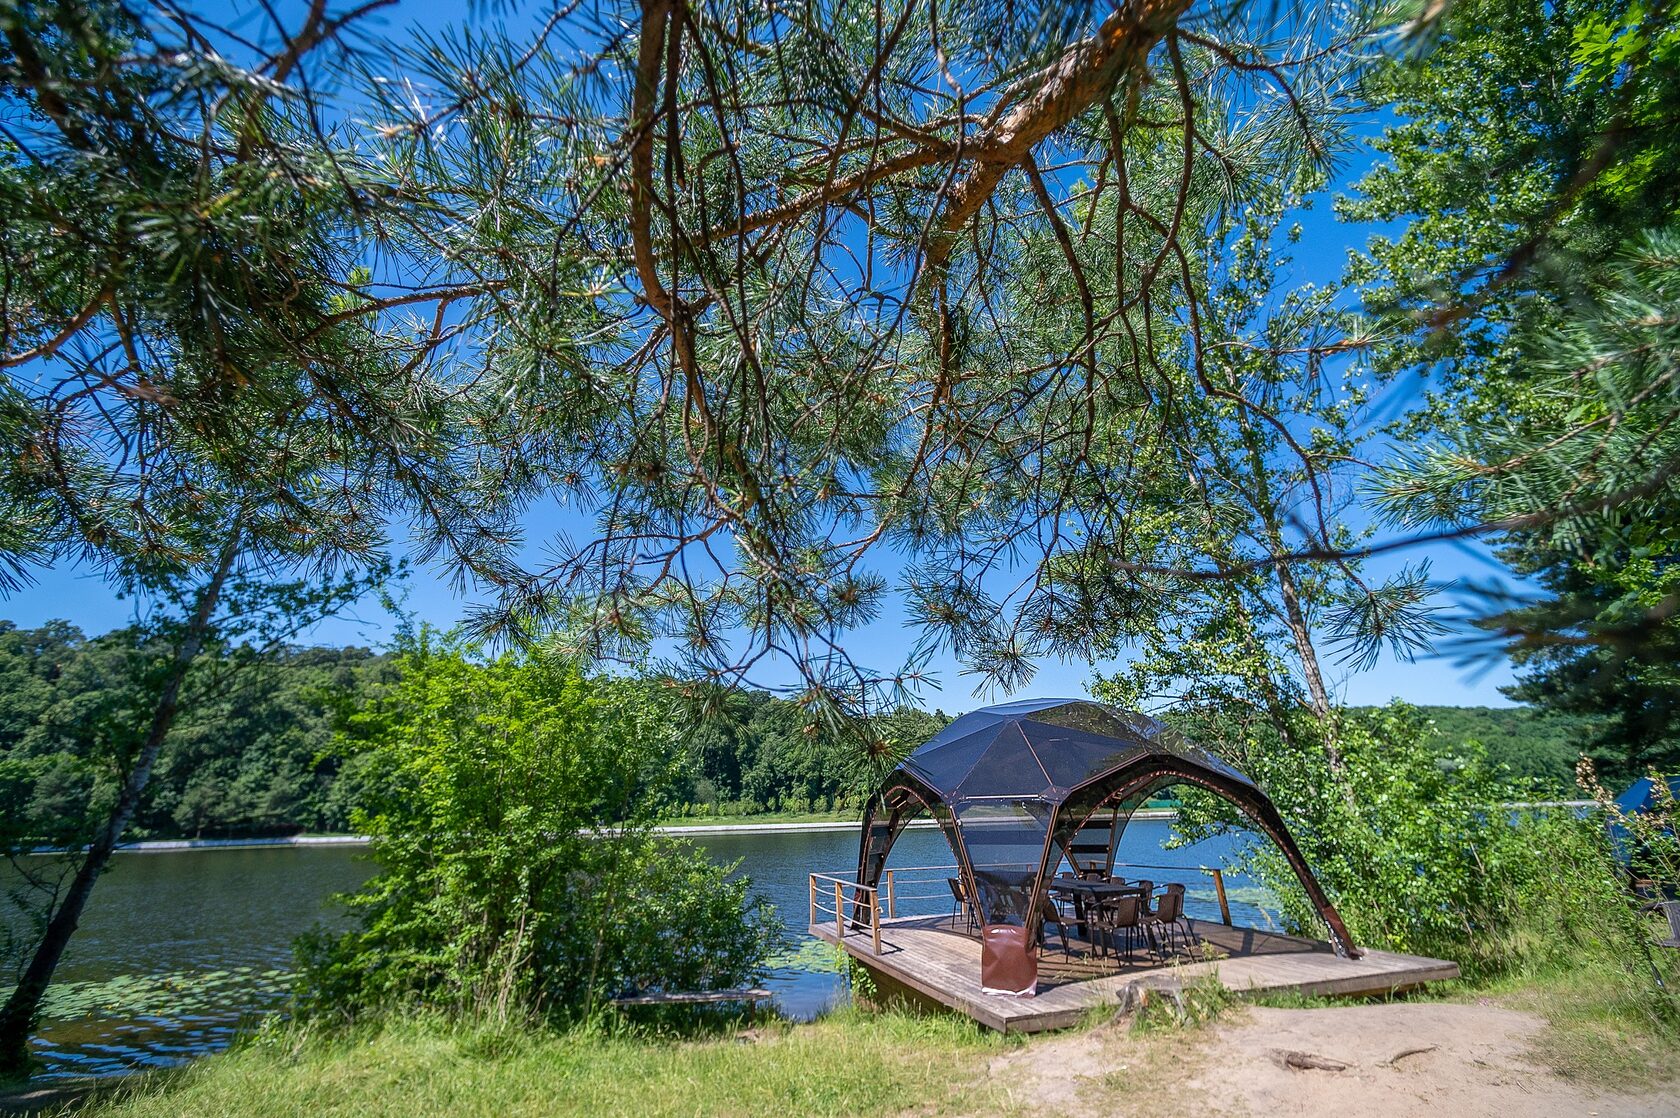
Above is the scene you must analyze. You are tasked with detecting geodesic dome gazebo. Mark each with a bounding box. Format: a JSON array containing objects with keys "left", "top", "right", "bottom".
[{"left": 855, "top": 698, "right": 1357, "bottom": 992}]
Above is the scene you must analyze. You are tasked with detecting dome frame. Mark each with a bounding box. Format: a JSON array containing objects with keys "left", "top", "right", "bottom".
[{"left": 855, "top": 698, "right": 1358, "bottom": 960}]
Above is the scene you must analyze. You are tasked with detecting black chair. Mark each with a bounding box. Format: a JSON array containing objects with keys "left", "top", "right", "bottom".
[
  {"left": 1147, "top": 883, "right": 1197, "bottom": 958},
  {"left": 1037, "top": 894, "right": 1074, "bottom": 956},
  {"left": 1089, "top": 894, "right": 1145, "bottom": 963},
  {"left": 947, "top": 876, "right": 976, "bottom": 934},
  {"left": 1132, "top": 879, "right": 1154, "bottom": 907},
  {"left": 1045, "top": 879, "right": 1077, "bottom": 918}
]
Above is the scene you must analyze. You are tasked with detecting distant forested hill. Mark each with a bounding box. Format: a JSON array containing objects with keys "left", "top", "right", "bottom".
[
  {"left": 0, "top": 621, "right": 948, "bottom": 839},
  {"left": 0, "top": 621, "right": 395, "bottom": 841},
  {"left": 1356, "top": 705, "right": 1596, "bottom": 791},
  {"left": 1, "top": 618, "right": 1599, "bottom": 841}
]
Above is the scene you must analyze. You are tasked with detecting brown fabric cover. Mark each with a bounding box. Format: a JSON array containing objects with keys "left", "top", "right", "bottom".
[{"left": 979, "top": 924, "right": 1037, "bottom": 996}]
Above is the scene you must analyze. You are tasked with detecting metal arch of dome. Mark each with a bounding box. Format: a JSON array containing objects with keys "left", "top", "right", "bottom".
[{"left": 855, "top": 698, "right": 1360, "bottom": 959}]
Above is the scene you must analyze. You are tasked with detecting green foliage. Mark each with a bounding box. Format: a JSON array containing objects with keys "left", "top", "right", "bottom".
[
  {"left": 1348, "top": 0, "right": 1680, "bottom": 775},
  {"left": 0, "top": 617, "right": 391, "bottom": 841},
  {"left": 0, "top": 621, "right": 131, "bottom": 855},
  {"left": 1373, "top": 705, "right": 1597, "bottom": 788},
  {"left": 294, "top": 633, "right": 778, "bottom": 1021},
  {"left": 1, "top": 0, "right": 501, "bottom": 1067},
  {"left": 287, "top": 0, "right": 1403, "bottom": 719},
  {"left": 671, "top": 691, "right": 948, "bottom": 816},
  {"left": 1176, "top": 704, "right": 1538, "bottom": 961},
  {"left": 0, "top": 617, "right": 951, "bottom": 849},
  {"left": 1570, "top": 1, "right": 1680, "bottom": 96},
  {"left": 149, "top": 643, "right": 391, "bottom": 839},
  {"left": 1496, "top": 522, "right": 1680, "bottom": 780},
  {"left": 1345, "top": 0, "right": 1680, "bottom": 380},
  {"left": 1153, "top": 702, "right": 1592, "bottom": 789},
  {"left": 1457, "top": 233, "right": 1680, "bottom": 779},
  {"left": 1176, "top": 702, "right": 1679, "bottom": 1027},
  {"left": 0, "top": 0, "right": 498, "bottom": 589},
  {"left": 0, "top": 566, "right": 381, "bottom": 996},
  {"left": 1484, "top": 806, "right": 1680, "bottom": 1038},
  {"left": 1369, "top": 231, "right": 1680, "bottom": 780}
]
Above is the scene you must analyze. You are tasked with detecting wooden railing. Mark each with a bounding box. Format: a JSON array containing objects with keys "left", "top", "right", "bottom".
[{"left": 808, "top": 872, "right": 884, "bottom": 955}]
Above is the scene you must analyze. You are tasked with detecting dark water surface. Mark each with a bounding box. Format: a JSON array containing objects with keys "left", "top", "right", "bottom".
[{"left": 8, "top": 820, "right": 1269, "bottom": 1079}]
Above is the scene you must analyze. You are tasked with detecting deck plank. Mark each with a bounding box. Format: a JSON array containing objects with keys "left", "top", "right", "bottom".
[{"left": 811, "top": 915, "right": 1459, "bottom": 1033}]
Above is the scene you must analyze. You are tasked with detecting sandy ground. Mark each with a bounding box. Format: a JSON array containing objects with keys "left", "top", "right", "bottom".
[{"left": 981, "top": 1000, "right": 1673, "bottom": 1118}]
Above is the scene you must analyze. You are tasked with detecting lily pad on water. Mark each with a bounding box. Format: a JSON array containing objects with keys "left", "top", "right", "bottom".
[
  {"left": 24, "top": 966, "right": 294, "bottom": 1021},
  {"left": 763, "top": 938, "right": 843, "bottom": 973}
]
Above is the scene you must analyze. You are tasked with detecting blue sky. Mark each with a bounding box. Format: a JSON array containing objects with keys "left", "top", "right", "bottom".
[{"left": 2, "top": 0, "right": 1526, "bottom": 712}]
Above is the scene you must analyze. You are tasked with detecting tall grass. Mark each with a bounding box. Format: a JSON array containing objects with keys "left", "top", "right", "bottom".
[
  {"left": 1454, "top": 793, "right": 1680, "bottom": 1085},
  {"left": 72, "top": 1010, "right": 1005, "bottom": 1118}
]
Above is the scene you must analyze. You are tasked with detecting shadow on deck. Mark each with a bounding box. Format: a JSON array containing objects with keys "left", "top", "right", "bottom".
[{"left": 811, "top": 914, "right": 1460, "bottom": 1033}]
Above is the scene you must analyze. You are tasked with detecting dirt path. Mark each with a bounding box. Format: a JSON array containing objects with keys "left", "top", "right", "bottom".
[{"left": 979, "top": 1001, "right": 1670, "bottom": 1118}]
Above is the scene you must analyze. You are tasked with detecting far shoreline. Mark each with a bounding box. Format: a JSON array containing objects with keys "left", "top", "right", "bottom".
[{"left": 98, "top": 809, "right": 1183, "bottom": 854}]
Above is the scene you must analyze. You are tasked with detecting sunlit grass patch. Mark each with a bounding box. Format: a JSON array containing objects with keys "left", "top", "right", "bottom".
[
  {"left": 73, "top": 1010, "right": 1004, "bottom": 1118},
  {"left": 1478, "top": 964, "right": 1680, "bottom": 1089}
]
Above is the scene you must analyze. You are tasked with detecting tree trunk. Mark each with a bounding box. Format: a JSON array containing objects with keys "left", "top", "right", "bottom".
[
  {"left": 1187, "top": 465, "right": 1304, "bottom": 757},
  {"left": 1272, "top": 559, "right": 1333, "bottom": 718},
  {"left": 1269, "top": 558, "right": 1350, "bottom": 775},
  {"left": 1227, "top": 579, "right": 1305, "bottom": 752},
  {"left": 1236, "top": 424, "right": 1343, "bottom": 774},
  {"left": 0, "top": 528, "right": 241, "bottom": 1078}
]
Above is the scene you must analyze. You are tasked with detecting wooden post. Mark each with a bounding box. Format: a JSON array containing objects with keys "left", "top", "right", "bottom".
[
  {"left": 870, "top": 886, "right": 882, "bottom": 956},
  {"left": 835, "top": 881, "right": 844, "bottom": 941},
  {"left": 886, "top": 869, "right": 896, "bottom": 918},
  {"left": 809, "top": 874, "right": 817, "bottom": 927},
  {"left": 1212, "top": 868, "right": 1231, "bottom": 926}
]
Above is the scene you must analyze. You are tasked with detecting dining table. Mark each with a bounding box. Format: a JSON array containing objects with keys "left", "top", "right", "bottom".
[{"left": 1047, "top": 878, "right": 1152, "bottom": 942}]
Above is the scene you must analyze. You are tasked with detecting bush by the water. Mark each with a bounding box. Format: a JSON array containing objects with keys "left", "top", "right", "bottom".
[
  {"left": 295, "top": 632, "right": 778, "bottom": 1021},
  {"left": 1176, "top": 703, "right": 1680, "bottom": 1030}
]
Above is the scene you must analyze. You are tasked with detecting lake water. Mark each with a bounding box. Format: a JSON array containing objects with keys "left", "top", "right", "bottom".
[{"left": 8, "top": 819, "right": 1269, "bottom": 1079}]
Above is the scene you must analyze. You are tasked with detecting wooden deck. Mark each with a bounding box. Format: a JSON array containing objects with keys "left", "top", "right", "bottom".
[{"left": 812, "top": 914, "right": 1460, "bottom": 1033}]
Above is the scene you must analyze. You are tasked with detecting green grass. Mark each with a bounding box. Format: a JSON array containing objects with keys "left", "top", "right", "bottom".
[
  {"left": 70, "top": 1010, "right": 1005, "bottom": 1118},
  {"left": 1461, "top": 964, "right": 1680, "bottom": 1089},
  {"left": 51, "top": 970, "right": 1680, "bottom": 1117}
]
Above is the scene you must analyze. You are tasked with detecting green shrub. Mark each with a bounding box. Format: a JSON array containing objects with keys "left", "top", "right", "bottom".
[
  {"left": 295, "top": 631, "right": 778, "bottom": 1022},
  {"left": 1178, "top": 702, "right": 1678, "bottom": 1027},
  {"left": 1180, "top": 704, "right": 1539, "bottom": 961}
]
